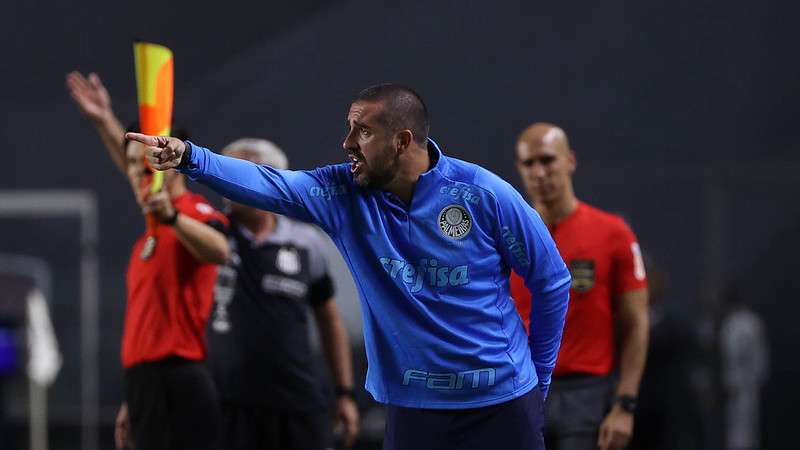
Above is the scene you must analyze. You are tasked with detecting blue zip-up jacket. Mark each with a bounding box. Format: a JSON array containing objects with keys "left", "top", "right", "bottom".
[{"left": 180, "top": 138, "right": 571, "bottom": 409}]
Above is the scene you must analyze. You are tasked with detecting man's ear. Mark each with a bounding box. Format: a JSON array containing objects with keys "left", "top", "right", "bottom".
[
  {"left": 567, "top": 149, "right": 577, "bottom": 173},
  {"left": 396, "top": 130, "right": 413, "bottom": 152}
]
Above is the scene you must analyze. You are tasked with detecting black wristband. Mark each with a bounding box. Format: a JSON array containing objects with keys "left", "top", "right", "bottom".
[
  {"left": 162, "top": 210, "right": 179, "bottom": 226},
  {"left": 177, "top": 141, "right": 193, "bottom": 169},
  {"left": 614, "top": 394, "right": 637, "bottom": 414},
  {"left": 335, "top": 386, "right": 356, "bottom": 400}
]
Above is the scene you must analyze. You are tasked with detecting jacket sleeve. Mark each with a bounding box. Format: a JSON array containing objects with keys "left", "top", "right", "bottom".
[
  {"left": 492, "top": 181, "right": 571, "bottom": 397},
  {"left": 179, "top": 141, "right": 346, "bottom": 235}
]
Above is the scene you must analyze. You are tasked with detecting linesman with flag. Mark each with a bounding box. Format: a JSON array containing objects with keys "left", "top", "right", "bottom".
[{"left": 66, "top": 42, "right": 229, "bottom": 450}]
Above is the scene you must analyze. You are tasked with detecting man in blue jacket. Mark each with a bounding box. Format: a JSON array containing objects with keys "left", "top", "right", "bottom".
[{"left": 127, "top": 84, "right": 571, "bottom": 450}]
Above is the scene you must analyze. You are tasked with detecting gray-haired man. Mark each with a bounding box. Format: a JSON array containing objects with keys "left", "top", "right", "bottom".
[{"left": 207, "top": 138, "right": 360, "bottom": 450}]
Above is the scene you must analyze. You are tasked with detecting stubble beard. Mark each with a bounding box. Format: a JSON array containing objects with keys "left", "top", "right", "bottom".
[{"left": 355, "top": 146, "right": 399, "bottom": 190}]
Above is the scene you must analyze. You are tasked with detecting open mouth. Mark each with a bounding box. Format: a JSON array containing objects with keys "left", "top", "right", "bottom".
[{"left": 348, "top": 153, "right": 363, "bottom": 174}]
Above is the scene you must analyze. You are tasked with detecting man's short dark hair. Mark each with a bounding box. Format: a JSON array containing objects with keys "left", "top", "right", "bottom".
[{"left": 354, "top": 84, "right": 429, "bottom": 145}]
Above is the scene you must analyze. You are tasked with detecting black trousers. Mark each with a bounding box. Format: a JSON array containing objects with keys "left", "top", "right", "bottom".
[
  {"left": 543, "top": 375, "right": 614, "bottom": 450},
  {"left": 383, "top": 386, "right": 545, "bottom": 450},
  {"left": 218, "top": 402, "right": 333, "bottom": 450},
  {"left": 125, "top": 357, "right": 220, "bottom": 450}
]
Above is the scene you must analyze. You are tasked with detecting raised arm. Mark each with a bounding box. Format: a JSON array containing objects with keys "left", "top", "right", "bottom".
[{"left": 66, "top": 72, "right": 128, "bottom": 174}]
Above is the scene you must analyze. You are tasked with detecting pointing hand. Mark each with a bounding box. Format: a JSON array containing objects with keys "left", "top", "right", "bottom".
[{"left": 126, "top": 132, "right": 187, "bottom": 170}]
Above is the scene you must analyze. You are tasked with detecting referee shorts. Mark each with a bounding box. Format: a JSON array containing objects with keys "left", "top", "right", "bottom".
[
  {"left": 383, "top": 386, "right": 545, "bottom": 450},
  {"left": 124, "top": 356, "right": 220, "bottom": 450}
]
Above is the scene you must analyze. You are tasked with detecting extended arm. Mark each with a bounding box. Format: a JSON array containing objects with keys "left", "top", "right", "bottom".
[{"left": 127, "top": 133, "right": 342, "bottom": 231}]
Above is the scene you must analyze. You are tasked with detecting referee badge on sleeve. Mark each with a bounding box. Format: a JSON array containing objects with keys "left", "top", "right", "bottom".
[{"left": 569, "top": 259, "right": 595, "bottom": 293}]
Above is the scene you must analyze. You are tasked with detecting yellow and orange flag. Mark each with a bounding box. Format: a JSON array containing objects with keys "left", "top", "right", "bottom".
[
  {"left": 133, "top": 41, "right": 174, "bottom": 256},
  {"left": 134, "top": 41, "right": 173, "bottom": 190}
]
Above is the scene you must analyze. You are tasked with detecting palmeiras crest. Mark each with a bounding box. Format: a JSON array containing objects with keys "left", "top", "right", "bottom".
[{"left": 438, "top": 205, "right": 472, "bottom": 239}]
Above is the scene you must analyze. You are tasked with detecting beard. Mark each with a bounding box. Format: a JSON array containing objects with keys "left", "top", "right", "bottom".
[{"left": 353, "top": 145, "right": 399, "bottom": 189}]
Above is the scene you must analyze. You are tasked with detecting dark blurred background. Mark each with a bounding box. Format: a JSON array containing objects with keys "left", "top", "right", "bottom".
[{"left": 1, "top": 0, "right": 798, "bottom": 449}]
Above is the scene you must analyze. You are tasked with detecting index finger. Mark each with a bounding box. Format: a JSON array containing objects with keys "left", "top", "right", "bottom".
[{"left": 125, "top": 132, "right": 160, "bottom": 147}]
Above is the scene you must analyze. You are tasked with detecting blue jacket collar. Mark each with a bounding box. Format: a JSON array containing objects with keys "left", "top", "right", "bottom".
[{"left": 419, "top": 137, "right": 448, "bottom": 182}]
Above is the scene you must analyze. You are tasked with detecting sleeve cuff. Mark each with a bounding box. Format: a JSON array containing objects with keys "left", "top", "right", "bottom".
[
  {"left": 177, "top": 140, "right": 197, "bottom": 172},
  {"left": 539, "top": 382, "right": 550, "bottom": 400}
]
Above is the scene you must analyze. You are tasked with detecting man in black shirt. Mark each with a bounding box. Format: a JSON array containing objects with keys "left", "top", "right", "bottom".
[{"left": 208, "top": 138, "right": 360, "bottom": 450}]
